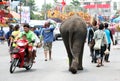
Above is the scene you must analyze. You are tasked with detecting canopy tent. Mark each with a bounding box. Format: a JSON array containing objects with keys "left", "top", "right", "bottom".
[{"left": 112, "top": 16, "right": 120, "bottom": 23}]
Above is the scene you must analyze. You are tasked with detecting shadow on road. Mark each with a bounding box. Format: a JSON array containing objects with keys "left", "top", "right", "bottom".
[{"left": 11, "top": 68, "right": 37, "bottom": 74}]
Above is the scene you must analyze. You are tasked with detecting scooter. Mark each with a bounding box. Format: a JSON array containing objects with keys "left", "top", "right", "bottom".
[{"left": 10, "top": 39, "right": 33, "bottom": 73}]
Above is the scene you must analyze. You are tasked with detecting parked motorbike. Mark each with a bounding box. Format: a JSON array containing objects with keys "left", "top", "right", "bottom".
[{"left": 10, "top": 39, "right": 33, "bottom": 73}]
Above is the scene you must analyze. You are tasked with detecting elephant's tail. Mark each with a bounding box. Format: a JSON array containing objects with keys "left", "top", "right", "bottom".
[{"left": 68, "top": 30, "right": 73, "bottom": 56}]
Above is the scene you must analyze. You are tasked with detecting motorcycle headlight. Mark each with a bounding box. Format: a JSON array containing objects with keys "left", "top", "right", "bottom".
[{"left": 11, "top": 48, "right": 20, "bottom": 53}]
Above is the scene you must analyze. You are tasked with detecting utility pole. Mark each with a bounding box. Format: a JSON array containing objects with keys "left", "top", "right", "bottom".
[
  {"left": 9, "top": 0, "right": 11, "bottom": 9},
  {"left": 19, "top": 1, "right": 22, "bottom": 24},
  {"left": 44, "top": 0, "right": 47, "bottom": 20}
]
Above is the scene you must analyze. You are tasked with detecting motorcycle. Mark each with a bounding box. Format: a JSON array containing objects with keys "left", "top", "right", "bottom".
[{"left": 10, "top": 39, "right": 33, "bottom": 73}]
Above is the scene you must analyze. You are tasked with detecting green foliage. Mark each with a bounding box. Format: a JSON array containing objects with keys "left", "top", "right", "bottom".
[
  {"left": 70, "top": 0, "right": 80, "bottom": 7},
  {"left": 53, "top": 0, "right": 57, "bottom": 3},
  {"left": 114, "top": 10, "right": 120, "bottom": 18},
  {"left": 41, "top": 3, "right": 52, "bottom": 11},
  {"left": 41, "top": 3, "right": 53, "bottom": 19},
  {"left": 69, "top": 0, "right": 87, "bottom": 12}
]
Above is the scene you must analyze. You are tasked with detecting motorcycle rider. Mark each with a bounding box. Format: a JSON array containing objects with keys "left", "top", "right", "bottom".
[
  {"left": 30, "top": 25, "right": 41, "bottom": 63},
  {"left": 10, "top": 25, "right": 20, "bottom": 62},
  {"left": 16, "top": 23, "right": 36, "bottom": 63}
]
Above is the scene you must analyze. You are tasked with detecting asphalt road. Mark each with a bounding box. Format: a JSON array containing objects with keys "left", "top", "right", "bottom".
[{"left": 0, "top": 40, "right": 120, "bottom": 81}]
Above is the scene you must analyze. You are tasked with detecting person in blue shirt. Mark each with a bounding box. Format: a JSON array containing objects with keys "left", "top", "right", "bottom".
[
  {"left": 104, "top": 23, "right": 115, "bottom": 62},
  {"left": 38, "top": 25, "right": 43, "bottom": 36},
  {"left": 40, "top": 21, "right": 55, "bottom": 61},
  {"left": 0, "top": 27, "right": 5, "bottom": 44},
  {"left": 5, "top": 25, "right": 14, "bottom": 46}
]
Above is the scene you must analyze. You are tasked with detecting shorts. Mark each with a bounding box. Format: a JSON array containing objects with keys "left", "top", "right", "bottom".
[
  {"left": 0, "top": 36, "right": 5, "bottom": 40},
  {"left": 43, "top": 42, "right": 52, "bottom": 51}
]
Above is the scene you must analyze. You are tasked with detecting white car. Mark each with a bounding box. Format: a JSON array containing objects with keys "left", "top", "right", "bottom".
[{"left": 54, "top": 23, "right": 61, "bottom": 40}]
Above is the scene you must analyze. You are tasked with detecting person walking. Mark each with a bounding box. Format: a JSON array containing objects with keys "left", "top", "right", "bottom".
[
  {"left": 30, "top": 26, "right": 41, "bottom": 62},
  {"left": 87, "top": 22, "right": 95, "bottom": 62},
  {"left": 93, "top": 23, "right": 107, "bottom": 67},
  {"left": 40, "top": 21, "right": 56, "bottom": 61},
  {"left": 87, "top": 19, "right": 98, "bottom": 63},
  {"left": 5, "top": 24, "right": 14, "bottom": 46},
  {"left": 104, "top": 22, "right": 115, "bottom": 62},
  {"left": 0, "top": 27, "right": 5, "bottom": 44}
]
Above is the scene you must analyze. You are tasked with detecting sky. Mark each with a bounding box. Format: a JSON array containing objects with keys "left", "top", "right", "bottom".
[{"left": 35, "top": 0, "right": 72, "bottom": 9}]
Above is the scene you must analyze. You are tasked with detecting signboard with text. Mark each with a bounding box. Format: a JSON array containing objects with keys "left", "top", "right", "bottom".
[{"left": 17, "top": 6, "right": 30, "bottom": 24}]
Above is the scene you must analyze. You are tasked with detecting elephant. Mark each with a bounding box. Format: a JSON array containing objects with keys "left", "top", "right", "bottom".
[{"left": 60, "top": 14, "right": 87, "bottom": 74}]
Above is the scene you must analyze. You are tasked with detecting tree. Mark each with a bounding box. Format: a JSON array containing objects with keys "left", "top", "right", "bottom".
[
  {"left": 64, "top": 5, "right": 73, "bottom": 13},
  {"left": 41, "top": 3, "right": 53, "bottom": 19},
  {"left": 70, "top": 0, "right": 81, "bottom": 12},
  {"left": 114, "top": 10, "right": 120, "bottom": 18},
  {"left": 71, "top": 0, "right": 80, "bottom": 7},
  {"left": 53, "top": 0, "right": 57, "bottom": 3},
  {"left": 70, "top": 0, "right": 87, "bottom": 12}
]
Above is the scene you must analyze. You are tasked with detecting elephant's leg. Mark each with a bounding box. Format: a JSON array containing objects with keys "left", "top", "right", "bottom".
[
  {"left": 78, "top": 42, "right": 85, "bottom": 70},
  {"left": 70, "top": 38, "right": 81, "bottom": 74},
  {"left": 64, "top": 40, "right": 73, "bottom": 70},
  {"left": 61, "top": 32, "right": 73, "bottom": 70}
]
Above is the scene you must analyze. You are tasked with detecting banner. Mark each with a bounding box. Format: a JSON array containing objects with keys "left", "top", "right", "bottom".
[{"left": 17, "top": 6, "right": 30, "bottom": 23}]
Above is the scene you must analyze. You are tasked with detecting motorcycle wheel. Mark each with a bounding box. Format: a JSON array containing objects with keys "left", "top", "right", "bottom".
[
  {"left": 25, "top": 60, "right": 33, "bottom": 70},
  {"left": 10, "top": 59, "right": 19, "bottom": 73}
]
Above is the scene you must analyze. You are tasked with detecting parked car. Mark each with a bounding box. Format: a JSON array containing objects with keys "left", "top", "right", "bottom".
[{"left": 54, "top": 23, "right": 61, "bottom": 40}]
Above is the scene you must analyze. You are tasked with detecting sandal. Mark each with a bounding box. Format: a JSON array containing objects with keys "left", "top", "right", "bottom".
[
  {"left": 45, "top": 59, "right": 47, "bottom": 61},
  {"left": 96, "top": 64, "right": 101, "bottom": 67}
]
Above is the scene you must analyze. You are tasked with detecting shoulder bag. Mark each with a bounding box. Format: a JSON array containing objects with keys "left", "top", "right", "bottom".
[{"left": 93, "top": 38, "right": 102, "bottom": 50}]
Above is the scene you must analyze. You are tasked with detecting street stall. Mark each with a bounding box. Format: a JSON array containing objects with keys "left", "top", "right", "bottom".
[{"left": 0, "top": 1, "right": 20, "bottom": 27}]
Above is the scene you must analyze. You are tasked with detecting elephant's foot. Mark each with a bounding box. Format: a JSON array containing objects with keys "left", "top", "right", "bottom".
[
  {"left": 70, "top": 60, "right": 78, "bottom": 74},
  {"left": 77, "top": 67, "right": 83, "bottom": 70},
  {"left": 69, "top": 67, "right": 77, "bottom": 74}
]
